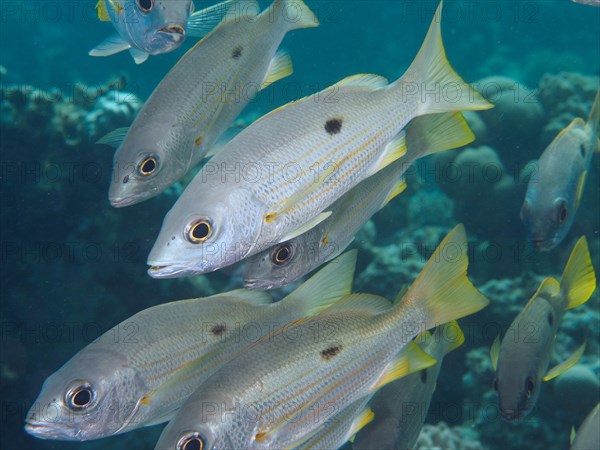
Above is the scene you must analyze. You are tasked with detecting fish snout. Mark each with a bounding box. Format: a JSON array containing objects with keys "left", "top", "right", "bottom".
[{"left": 156, "top": 24, "right": 186, "bottom": 42}]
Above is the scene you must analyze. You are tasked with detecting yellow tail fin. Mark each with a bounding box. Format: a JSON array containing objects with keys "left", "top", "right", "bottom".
[
  {"left": 392, "top": 224, "right": 490, "bottom": 329},
  {"left": 561, "top": 236, "right": 596, "bottom": 310},
  {"left": 372, "top": 341, "right": 437, "bottom": 392},
  {"left": 397, "top": 0, "right": 492, "bottom": 114}
]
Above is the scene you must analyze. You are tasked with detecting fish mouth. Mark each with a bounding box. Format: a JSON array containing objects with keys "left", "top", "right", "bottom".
[
  {"left": 109, "top": 193, "right": 150, "bottom": 208},
  {"left": 156, "top": 25, "right": 186, "bottom": 42},
  {"left": 147, "top": 263, "right": 207, "bottom": 278},
  {"left": 500, "top": 408, "right": 524, "bottom": 421},
  {"left": 244, "top": 278, "right": 284, "bottom": 290},
  {"left": 25, "top": 421, "right": 79, "bottom": 440}
]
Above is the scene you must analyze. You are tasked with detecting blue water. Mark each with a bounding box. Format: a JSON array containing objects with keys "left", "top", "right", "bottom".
[{"left": 1, "top": 1, "right": 599, "bottom": 449}]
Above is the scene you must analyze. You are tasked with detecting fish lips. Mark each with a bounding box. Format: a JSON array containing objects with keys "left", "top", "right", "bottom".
[
  {"left": 25, "top": 420, "right": 80, "bottom": 441},
  {"left": 150, "top": 25, "right": 186, "bottom": 51},
  {"left": 147, "top": 263, "right": 207, "bottom": 278},
  {"left": 109, "top": 192, "right": 152, "bottom": 208}
]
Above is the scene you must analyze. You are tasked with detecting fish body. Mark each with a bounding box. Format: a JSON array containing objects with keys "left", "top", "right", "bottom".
[
  {"left": 354, "top": 321, "right": 464, "bottom": 450},
  {"left": 154, "top": 225, "right": 490, "bottom": 449},
  {"left": 244, "top": 112, "right": 475, "bottom": 289},
  {"left": 521, "top": 90, "right": 599, "bottom": 251},
  {"left": 24, "top": 252, "right": 354, "bottom": 441},
  {"left": 107, "top": 0, "right": 315, "bottom": 207},
  {"left": 492, "top": 237, "right": 596, "bottom": 420},
  {"left": 147, "top": 0, "right": 492, "bottom": 277},
  {"left": 571, "top": 403, "right": 600, "bottom": 450},
  {"left": 91, "top": 0, "right": 234, "bottom": 63}
]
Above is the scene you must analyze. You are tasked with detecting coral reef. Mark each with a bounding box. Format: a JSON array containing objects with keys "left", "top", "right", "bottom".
[{"left": 415, "top": 422, "right": 486, "bottom": 450}]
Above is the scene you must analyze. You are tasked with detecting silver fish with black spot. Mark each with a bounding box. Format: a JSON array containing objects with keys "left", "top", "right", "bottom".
[
  {"left": 154, "top": 225, "right": 489, "bottom": 450},
  {"left": 24, "top": 251, "right": 353, "bottom": 441},
  {"left": 104, "top": 0, "right": 317, "bottom": 207}
]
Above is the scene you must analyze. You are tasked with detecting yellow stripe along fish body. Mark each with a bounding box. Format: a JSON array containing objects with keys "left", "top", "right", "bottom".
[
  {"left": 243, "top": 112, "right": 475, "bottom": 290},
  {"left": 106, "top": 0, "right": 318, "bottom": 207},
  {"left": 23, "top": 252, "right": 355, "bottom": 441},
  {"left": 491, "top": 236, "right": 596, "bottom": 421},
  {"left": 297, "top": 321, "right": 464, "bottom": 450},
  {"left": 147, "top": 0, "right": 493, "bottom": 278},
  {"left": 154, "top": 224, "right": 490, "bottom": 450}
]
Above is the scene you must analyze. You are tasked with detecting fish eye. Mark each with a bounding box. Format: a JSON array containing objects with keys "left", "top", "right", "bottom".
[
  {"left": 186, "top": 219, "right": 212, "bottom": 244},
  {"left": 525, "top": 376, "right": 535, "bottom": 398},
  {"left": 177, "top": 432, "right": 206, "bottom": 450},
  {"left": 138, "top": 155, "right": 158, "bottom": 176},
  {"left": 137, "top": 0, "right": 154, "bottom": 13},
  {"left": 557, "top": 201, "right": 568, "bottom": 224},
  {"left": 65, "top": 381, "right": 95, "bottom": 410},
  {"left": 272, "top": 243, "right": 292, "bottom": 266}
]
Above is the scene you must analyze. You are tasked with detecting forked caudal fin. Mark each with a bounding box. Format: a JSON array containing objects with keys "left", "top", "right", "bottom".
[
  {"left": 391, "top": 224, "right": 490, "bottom": 330},
  {"left": 263, "top": 0, "right": 320, "bottom": 31},
  {"left": 392, "top": 0, "right": 493, "bottom": 115}
]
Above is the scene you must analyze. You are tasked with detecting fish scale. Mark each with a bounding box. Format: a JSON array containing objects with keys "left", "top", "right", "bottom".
[
  {"left": 147, "top": 0, "right": 493, "bottom": 277},
  {"left": 24, "top": 251, "right": 354, "bottom": 441},
  {"left": 108, "top": 0, "right": 318, "bottom": 207},
  {"left": 154, "top": 224, "right": 491, "bottom": 449}
]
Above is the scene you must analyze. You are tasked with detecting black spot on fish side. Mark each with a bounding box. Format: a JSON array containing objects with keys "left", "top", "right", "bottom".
[
  {"left": 420, "top": 369, "right": 428, "bottom": 384},
  {"left": 324, "top": 118, "right": 343, "bottom": 135},
  {"left": 320, "top": 345, "right": 342, "bottom": 360},
  {"left": 547, "top": 312, "right": 554, "bottom": 326},
  {"left": 232, "top": 46, "right": 243, "bottom": 59},
  {"left": 211, "top": 324, "right": 226, "bottom": 336},
  {"left": 580, "top": 144, "right": 586, "bottom": 158}
]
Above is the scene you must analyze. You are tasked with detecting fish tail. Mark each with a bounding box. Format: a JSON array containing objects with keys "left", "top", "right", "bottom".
[
  {"left": 265, "top": 0, "right": 320, "bottom": 30},
  {"left": 279, "top": 250, "right": 357, "bottom": 316},
  {"left": 393, "top": 0, "right": 492, "bottom": 115},
  {"left": 561, "top": 236, "right": 596, "bottom": 310},
  {"left": 391, "top": 224, "right": 489, "bottom": 330}
]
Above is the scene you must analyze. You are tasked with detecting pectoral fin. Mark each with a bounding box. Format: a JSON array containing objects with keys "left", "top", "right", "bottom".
[
  {"left": 129, "top": 48, "right": 149, "bottom": 64},
  {"left": 369, "top": 132, "right": 408, "bottom": 175},
  {"left": 186, "top": 0, "right": 235, "bottom": 37},
  {"left": 277, "top": 211, "right": 332, "bottom": 242},
  {"left": 490, "top": 334, "right": 501, "bottom": 371},
  {"left": 89, "top": 34, "right": 131, "bottom": 57},
  {"left": 542, "top": 342, "right": 586, "bottom": 382},
  {"left": 96, "top": 127, "right": 129, "bottom": 147},
  {"left": 348, "top": 407, "right": 375, "bottom": 443}
]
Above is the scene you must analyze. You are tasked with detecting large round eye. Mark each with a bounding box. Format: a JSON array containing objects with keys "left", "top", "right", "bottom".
[
  {"left": 137, "top": 0, "right": 154, "bottom": 13},
  {"left": 525, "top": 376, "right": 535, "bottom": 398},
  {"left": 272, "top": 243, "right": 292, "bottom": 266},
  {"left": 65, "top": 382, "right": 95, "bottom": 410},
  {"left": 557, "top": 202, "right": 568, "bottom": 224},
  {"left": 177, "top": 432, "right": 205, "bottom": 450},
  {"left": 186, "top": 219, "right": 212, "bottom": 244},
  {"left": 138, "top": 155, "right": 158, "bottom": 176}
]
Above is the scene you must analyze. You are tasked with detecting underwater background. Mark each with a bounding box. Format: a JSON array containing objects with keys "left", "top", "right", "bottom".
[{"left": 1, "top": 0, "right": 599, "bottom": 449}]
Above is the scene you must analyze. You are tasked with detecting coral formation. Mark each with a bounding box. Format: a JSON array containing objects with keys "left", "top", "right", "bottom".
[{"left": 415, "top": 422, "right": 486, "bottom": 450}]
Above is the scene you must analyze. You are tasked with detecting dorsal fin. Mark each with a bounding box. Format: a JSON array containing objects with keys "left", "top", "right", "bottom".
[
  {"left": 561, "top": 236, "right": 596, "bottom": 310},
  {"left": 334, "top": 74, "right": 389, "bottom": 90}
]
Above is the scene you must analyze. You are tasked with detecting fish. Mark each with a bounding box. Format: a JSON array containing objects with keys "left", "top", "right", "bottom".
[
  {"left": 24, "top": 251, "right": 355, "bottom": 441},
  {"left": 103, "top": 0, "right": 317, "bottom": 207},
  {"left": 244, "top": 112, "right": 475, "bottom": 289},
  {"left": 570, "top": 403, "right": 600, "bottom": 450},
  {"left": 153, "top": 224, "right": 490, "bottom": 449},
  {"left": 354, "top": 321, "right": 465, "bottom": 450},
  {"left": 490, "top": 236, "right": 596, "bottom": 421},
  {"left": 521, "top": 90, "right": 599, "bottom": 251},
  {"left": 147, "top": 0, "right": 493, "bottom": 278},
  {"left": 298, "top": 320, "right": 464, "bottom": 450},
  {"left": 293, "top": 396, "right": 375, "bottom": 450},
  {"left": 91, "top": 0, "right": 234, "bottom": 64}
]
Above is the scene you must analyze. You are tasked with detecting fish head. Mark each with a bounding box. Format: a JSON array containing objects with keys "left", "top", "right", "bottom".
[
  {"left": 25, "top": 348, "right": 147, "bottom": 440},
  {"left": 521, "top": 195, "right": 572, "bottom": 252},
  {"left": 110, "top": 122, "right": 193, "bottom": 207},
  {"left": 494, "top": 363, "right": 540, "bottom": 421},
  {"left": 118, "top": 0, "right": 191, "bottom": 54},
  {"left": 244, "top": 238, "right": 312, "bottom": 290},
  {"left": 154, "top": 394, "right": 240, "bottom": 450},
  {"left": 148, "top": 185, "right": 265, "bottom": 277}
]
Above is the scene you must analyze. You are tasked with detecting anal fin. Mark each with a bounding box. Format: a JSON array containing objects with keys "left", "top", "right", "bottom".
[{"left": 260, "top": 51, "right": 293, "bottom": 90}]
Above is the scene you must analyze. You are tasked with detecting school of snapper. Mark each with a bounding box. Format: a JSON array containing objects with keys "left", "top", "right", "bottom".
[{"left": 25, "top": 0, "right": 599, "bottom": 449}]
